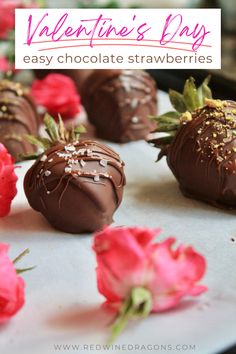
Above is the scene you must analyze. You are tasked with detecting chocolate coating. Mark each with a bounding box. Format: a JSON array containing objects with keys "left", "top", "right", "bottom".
[
  {"left": 167, "top": 100, "right": 236, "bottom": 208},
  {"left": 81, "top": 69, "right": 157, "bottom": 142},
  {"left": 0, "top": 80, "right": 39, "bottom": 161},
  {"left": 24, "top": 140, "right": 126, "bottom": 233}
]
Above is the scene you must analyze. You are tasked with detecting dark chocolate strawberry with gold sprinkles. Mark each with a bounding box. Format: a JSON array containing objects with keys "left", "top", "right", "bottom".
[
  {"left": 0, "top": 80, "right": 39, "bottom": 161},
  {"left": 149, "top": 77, "right": 236, "bottom": 208}
]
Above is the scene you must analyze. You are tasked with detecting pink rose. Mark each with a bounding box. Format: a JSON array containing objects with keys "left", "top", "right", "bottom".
[
  {"left": 0, "top": 56, "right": 18, "bottom": 75},
  {"left": 0, "top": 2, "right": 15, "bottom": 39},
  {"left": 0, "top": 144, "right": 18, "bottom": 217},
  {"left": 0, "top": 244, "right": 25, "bottom": 324},
  {"left": 31, "top": 74, "right": 81, "bottom": 120},
  {"left": 93, "top": 227, "right": 207, "bottom": 341},
  {"left": 0, "top": 1, "right": 37, "bottom": 40},
  {"left": 94, "top": 227, "right": 207, "bottom": 311},
  {"left": 0, "top": 56, "right": 10, "bottom": 72}
]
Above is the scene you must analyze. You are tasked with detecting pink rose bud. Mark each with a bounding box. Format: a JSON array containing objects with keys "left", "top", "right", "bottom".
[
  {"left": 31, "top": 74, "right": 81, "bottom": 120},
  {"left": 0, "top": 143, "right": 18, "bottom": 217},
  {"left": 93, "top": 227, "right": 207, "bottom": 342},
  {"left": 0, "top": 244, "right": 25, "bottom": 324}
]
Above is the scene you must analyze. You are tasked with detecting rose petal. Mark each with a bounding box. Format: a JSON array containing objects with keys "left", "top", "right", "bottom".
[
  {"left": 31, "top": 74, "right": 81, "bottom": 120},
  {"left": 93, "top": 227, "right": 207, "bottom": 313},
  {"left": 0, "top": 243, "right": 25, "bottom": 324},
  {"left": 0, "top": 144, "right": 17, "bottom": 217}
]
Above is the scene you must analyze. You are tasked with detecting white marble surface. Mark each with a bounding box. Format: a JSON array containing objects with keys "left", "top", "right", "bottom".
[{"left": 0, "top": 91, "right": 236, "bottom": 354}]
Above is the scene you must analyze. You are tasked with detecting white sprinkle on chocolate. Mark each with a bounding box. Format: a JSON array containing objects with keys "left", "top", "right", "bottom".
[
  {"left": 131, "top": 116, "right": 139, "bottom": 124},
  {"left": 40, "top": 154, "right": 47, "bottom": 162},
  {"left": 100, "top": 159, "right": 108, "bottom": 167},
  {"left": 120, "top": 77, "right": 131, "bottom": 93},
  {"left": 65, "top": 167, "right": 72, "bottom": 173},
  {"left": 86, "top": 149, "right": 92, "bottom": 156},
  {"left": 65, "top": 145, "right": 75, "bottom": 152},
  {"left": 56, "top": 152, "right": 71, "bottom": 158},
  {"left": 131, "top": 98, "right": 139, "bottom": 109},
  {"left": 80, "top": 159, "right": 86, "bottom": 168},
  {"left": 48, "top": 158, "right": 53, "bottom": 163},
  {"left": 44, "top": 170, "right": 51, "bottom": 177},
  {"left": 77, "top": 149, "right": 85, "bottom": 155},
  {"left": 94, "top": 175, "right": 100, "bottom": 182}
]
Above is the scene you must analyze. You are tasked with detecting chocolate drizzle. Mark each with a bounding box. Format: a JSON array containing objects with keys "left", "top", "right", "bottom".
[
  {"left": 81, "top": 69, "right": 157, "bottom": 142},
  {"left": 168, "top": 100, "right": 236, "bottom": 208},
  {"left": 24, "top": 139, "right": 126, "bottom": 233},
  {"left": 0, "top": 80, "right": 39, "bottom": 161}
]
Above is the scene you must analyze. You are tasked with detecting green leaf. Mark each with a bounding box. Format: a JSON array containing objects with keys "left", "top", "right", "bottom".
[
  {"left": 108, "top": 287, "right": 152, "bottom": 344},
  {"left": 25, "top": 135, "right": 51, "bottom": 150},
  {"left": 150, "top": 111, "right": 180, "bottom": 120},
  {"left": 58, "top": 114, "right": 66, "bottom": 142},
  {"left": 169, "top": 89, "right": 187, "bottom": 113},
  {"left": 74, "top": 125, "right": 87, "bottom": 140},
  {"left": 161, "top": 111, "right": 180, "bottom": 119},
  {"left": 19, "top": 152, "right": 41, "bottom": 161},
  {"left": 149, "top": 135, "right": 174, "bottom": 150},
  {"left": 74, "top": 125, "right": 87, "bottom": 134},
  {"left": 151, "top": 111, "right": 181, "bottom": 132},
  {"left": 197, "top": 75, "right": 212, "bottom": 106},
  {"left": 155, "top": 122, "right": 180, "bottom": 132},
  {"left": 13, "top": 248, "right": 35, "bottom": 275},
  {"left": 44, "top": 113, "right": 59, "bottom": 142},
  {"left": 25, "top": 135, "right": 45, "bottom": 149},
  {"left": 183, "top": 77, "right": 200, "bottom": 111},
  {"left": 16, "top": 266, "right": 36, "bottom": 274},
  {"left": 150, "top": 76, "right": 213, "bottom": 157},
  {"left": 26, "top": 113, "right": 86, "bottom": 154},
  {"left": 38, "top": 137, "right": 52, "bottom": 149},
  {"left": 13, "top": 248, "right": 30, "bottom": 264}
]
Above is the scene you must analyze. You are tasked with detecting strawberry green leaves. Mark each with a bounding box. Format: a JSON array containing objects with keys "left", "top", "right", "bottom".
[
  {"left": 22, "top": 114, "right": 86, "bottom": 160},
  {"left": 169, "top": 76, "right": 212, "bottom": 114},
  {"left": 148, "top": 76, "right": 212, "bottom": 157}
]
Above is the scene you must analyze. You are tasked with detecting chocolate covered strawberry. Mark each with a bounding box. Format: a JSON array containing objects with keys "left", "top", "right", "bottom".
[{"left": 149, "top": 77, "right": 236, "bottom": 208}]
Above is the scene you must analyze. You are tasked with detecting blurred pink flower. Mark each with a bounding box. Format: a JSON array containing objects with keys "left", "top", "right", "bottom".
[
  {"left": 93, "top": 227, "right": 207, "bottom": 341},
  {"left": 31, "top": 74, "right": 81, "bottom": 120},
  {"left": 0, "top": 244, "right": 25, "bottom": 324},
  {"left": 0, "top": 143, "right": 18, "bottom": 217},
  {"left": 0, "top": 1, "right": 38, "bottom": 40},
  {"left": 0, "top": 56, "right": 10, "bottom": 72},
  {"left": 93, "top": 226, "right": 207, "bottom": 312}
]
